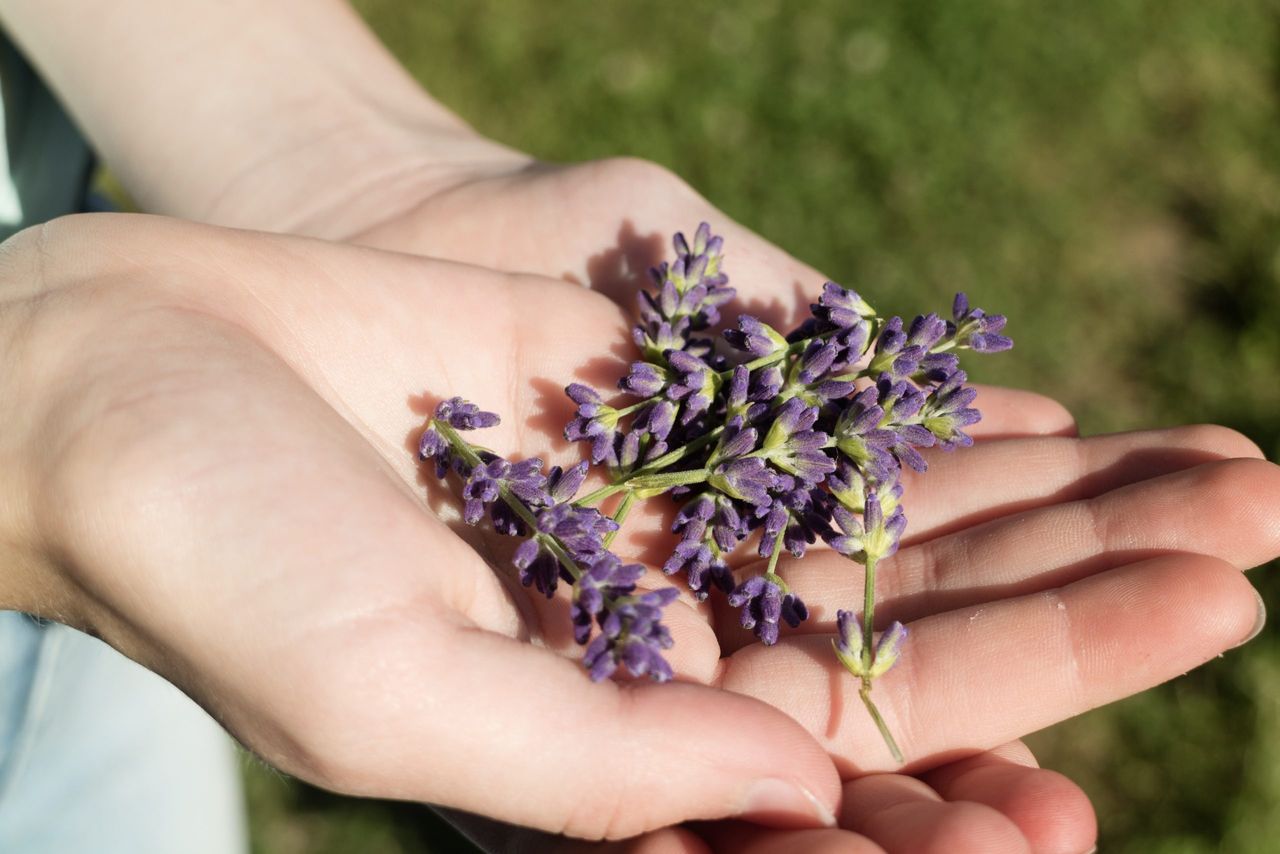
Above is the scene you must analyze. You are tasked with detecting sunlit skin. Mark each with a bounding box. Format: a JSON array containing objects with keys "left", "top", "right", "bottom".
[
  {"left": 2, "top": 1, "right": 1277, "bottom": 850},
  {"left": 1, "top": 213, "right": 1275, "bottom": 854}
]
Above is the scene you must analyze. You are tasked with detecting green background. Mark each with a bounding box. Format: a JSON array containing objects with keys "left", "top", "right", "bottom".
[{"left": 244, "top": 2, "right": 1280, "bottom": 851}]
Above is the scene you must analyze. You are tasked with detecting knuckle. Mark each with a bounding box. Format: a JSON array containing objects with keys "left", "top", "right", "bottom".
[{"left": 592, "top": 156, "right": 697, "bottom": 200}]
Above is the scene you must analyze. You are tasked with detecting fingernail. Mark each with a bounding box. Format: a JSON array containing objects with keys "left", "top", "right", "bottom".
[
  {"left": 1082, "top": 846, "right": 1097, "bottom": 854},
  {"left": 1235, "top": 588, "right": 1267, "bottom": 648},
  {"left": 738, "top": 778, "right": 838, "bottom": 828}
]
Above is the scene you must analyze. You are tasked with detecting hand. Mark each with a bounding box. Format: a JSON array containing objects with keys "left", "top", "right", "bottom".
[
  {"left": 2, "top": 3, "right": 1267, "bottom": 850},
  {"left": 458, "top": 741, "right": 1094, "bottom": 853},
  {"left": 4, "top": 216, "right": 1273, "bottom": 852}
]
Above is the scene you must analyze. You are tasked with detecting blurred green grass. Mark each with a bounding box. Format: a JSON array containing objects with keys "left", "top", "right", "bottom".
[{"left": 246, "top": 1, "right": 1280, "bottom": 851}]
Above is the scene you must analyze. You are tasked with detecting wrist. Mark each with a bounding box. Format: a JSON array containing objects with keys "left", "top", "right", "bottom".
[{"left": 200, "top": 114, "right": 528, "bottom": 241}]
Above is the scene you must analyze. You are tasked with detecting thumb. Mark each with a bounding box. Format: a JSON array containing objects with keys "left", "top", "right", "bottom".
[{"left": 307, "top": 618, "right": 841, "bottom": 841}]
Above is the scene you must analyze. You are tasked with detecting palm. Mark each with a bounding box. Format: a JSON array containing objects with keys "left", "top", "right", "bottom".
[
  {"left": 17, "top": 211, "right": 1273, "bottom": 852},
  {"left": 339, "top": 155, "right": 1275, "bottom": 852}
]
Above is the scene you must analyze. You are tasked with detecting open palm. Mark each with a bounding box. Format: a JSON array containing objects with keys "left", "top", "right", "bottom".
[{"left": 5, "top": 212, "right": 1274, "bottom": 854}]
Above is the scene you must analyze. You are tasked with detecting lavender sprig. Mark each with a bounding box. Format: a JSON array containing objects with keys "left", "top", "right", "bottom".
[
  {"left": 418, "top": 224, "right": 1011, "bottom": 762},
  {"left": 419, "top": 399, "right": 680, "bottom": 683}
]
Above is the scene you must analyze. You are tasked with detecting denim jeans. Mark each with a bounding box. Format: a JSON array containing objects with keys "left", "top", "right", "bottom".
[{"left": 0, "top": 611, "right": 246, "bottom": 853}]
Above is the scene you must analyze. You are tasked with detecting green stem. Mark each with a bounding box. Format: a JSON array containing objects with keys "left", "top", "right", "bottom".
[
  {"left": 574, "top": 425, "right": 726, "bottom": 507},
  {"left": 614, "top": 399, "right": 652, "bottom": 418},
  {"left": 541, "top": 533, "right": 584, "bottom": 581},
  {"left": 628, "top": 469, "right": 709, "bottom": 491},
  {"left": 762, "top": 525, "right": 789, "bottom": 589},
  {"left": 601, "top": 491, "right": 636, "bottom": 549},
  {"left": 576, "top": 482, "right": 630, "bottom": 507},
  {"left": 434, "top": 419, "right": 583, "bottom": 579},
  {"left": 861, "top": 554, "right": 877, "bottom": 673},
  {"left": 714, "top": 317, "right": 883, "bottom": 383},
  {"left": 634, "top": 426, "right": 725, "bottom": 476},
  {"left": 856, "top": 551, "right": 905, "bottom": 763},
  {"left": 433, "top": 421, "right": 484, "bottom": 468},
  {"left": 859, "top": 680, "right": 905, "bottom": 764}
]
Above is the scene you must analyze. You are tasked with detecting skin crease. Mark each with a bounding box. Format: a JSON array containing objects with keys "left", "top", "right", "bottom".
[
  {"left": 0, "top": 214, "right": 1275, "bottom": 854},
  {"left": 0, "top": 2, "right": 1274, "bottom": 850}
]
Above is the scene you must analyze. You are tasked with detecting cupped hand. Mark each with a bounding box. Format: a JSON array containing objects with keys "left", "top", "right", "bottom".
[
  {"left": 3, "top": 215, "right": 1273, "bottom": 853},
  {"left": 306, "top": 150, "right": 1274, "bottom": 853}
]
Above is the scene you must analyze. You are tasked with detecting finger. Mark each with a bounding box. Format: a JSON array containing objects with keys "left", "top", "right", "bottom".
[
  {"left": 449, "top": 812, "right": 712, "bottom": 854},
  {"left": 921, "top": 748, "right": 1097, "bottom": 854},
  {"left": 694, "top": 825, "right": 886, "bottom": 854},
  {"left": 965, "top": 386, "right": 1076, "bottom": 440},
  {"left": 839, "top": 774, "right": 1030, "bottom": 854},
  {"left": 721, "top": 456, "right": 1280, "bottom": 646},
  {"left": 314, "top": 622, "right": 841, "bottom": 840},
  {"left": 898, "top": 424, "right": 1265, "bottom": 545},
  {"left": 20, "top": 252, "right": 838, "bottom": 843},
  {"left": 715, "top": 426, "right": 1266, "bottom": 626},
  {"left": 717, "top": 554, "right": 1260, "bottom": 774}
]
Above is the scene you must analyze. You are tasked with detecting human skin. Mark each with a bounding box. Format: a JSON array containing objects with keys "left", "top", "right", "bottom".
[
  {"left": 1, "top": 2, "right": 1276, "bottom": 851},
  {"left": 1, "top": 215, "right": 1274, "bottom": 854}
]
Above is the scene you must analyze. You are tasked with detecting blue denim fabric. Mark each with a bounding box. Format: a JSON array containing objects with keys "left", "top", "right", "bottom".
[{"left": 0, "top": 611, "right": 246, "bottom": 853}]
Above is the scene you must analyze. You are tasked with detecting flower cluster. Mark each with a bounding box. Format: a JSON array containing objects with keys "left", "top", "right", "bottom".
[
  {"left": 419, "top": 224, "right": 1010, "bottom": 756},
  {"left": 564, "top": 226, "right": 1007, "bottom": 654},
  {"left": 419, "top": 399, "right": 678, "bottom": 682}
]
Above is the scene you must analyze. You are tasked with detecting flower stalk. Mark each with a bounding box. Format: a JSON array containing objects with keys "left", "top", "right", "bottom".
[{"left": 417, "top": 222, "right": 1011, "bottom": 743}]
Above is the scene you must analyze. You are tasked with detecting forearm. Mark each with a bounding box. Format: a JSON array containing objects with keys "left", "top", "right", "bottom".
[{"left": 0, "top": 0, "right": 517, "bottom": 235}]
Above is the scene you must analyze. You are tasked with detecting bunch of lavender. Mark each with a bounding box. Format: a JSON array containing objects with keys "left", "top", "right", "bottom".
[{"left": 419, "top": 223, "right": 1010, "bottom": 760}]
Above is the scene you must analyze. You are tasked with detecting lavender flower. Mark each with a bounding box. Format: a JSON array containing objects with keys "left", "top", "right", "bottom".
[
  {"left": 952, "top": 292, "right": 1013, "bottom": 352},
  {"left": 421, "top": 226, "right": 1012, "bottom": 713},
  {"left": 571, "top": 554, "right": 647, "bottom": 643},
  {"left": 920, "top": 370, "right": 981, "bottom": 449},
  {"left": 812, "top": 281, "right": 875, "bottom": 331},
  {"left": 833, "top": 387, "right": 898, "bottom": 482},
  {"left": 833, "top": 609, "right": 908, "bottom": 679},
  {"left": 418, "top": 397, "right": 501, "bottom": 476},
  {"left": 620, "top": 361, "right": 668, "bottom": 398},
  {"left": 728, "top": 575, "right": 808, "bottom": 645},
  {"left": 434, "top": 396, "right": 501, "bottom": 430},
  {"left": 579, "top": 554, "right": 681, "bottom": 681},
  {"left": 758, "top": 398, "right": 836, "bottom": 484},
  {"left": 724, "top": 315, "right": 788, "bottom": 359},
  {"left": 564, "top": 384, "right": 620, "bottom": 465},
  {"left": 827, "top": 480, "right": 907, "bottom": 562},
  {"left": 583, "top": 597, "right": 676, "bottom": 681},
  {"left": 709, "top": 457, "right": 776, "bottom": 507},
  {"left": 664, "top": 350, "right": 717, "bottom": 423}
]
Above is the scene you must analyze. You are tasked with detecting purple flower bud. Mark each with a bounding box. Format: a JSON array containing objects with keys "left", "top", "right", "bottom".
[
  {"left": 833, "top": 387, "right": 898, "bottom": 481},
  {"left": 749, "top": 366, "right": 785, "bottom": 402},
  {"left": 547, "top": 461, "right": 589, "bottom": 504},
  {"left": 715, "top": 425, "right": 760, "bottom": 462},
  {"left": 868, "top": 621, "right": 908, "bottom": 677},
  {"left": 579, "top": 559, "right": 680, "bottom": 683},
  {"left": 435, "top": 396, "right": 501, "bottom": 430},
  {"left": 537, "top": 503, "right": 618, "bottom": 564},
  {"left": 759, "top": 403, "right": 835, "bottom": 484},
  {"left": 907, "top": 313, "right": 947, "bottom": 350},
  {"left": 417, "top": 424, "right": 449, "bottom": 464},
  {"left": 564, "top": 384, "right": 621, "bottom": 465},
  {"left": 633, "top": 399, "right": 677, "bottom": 442},
  {"left": 620, "top": 361, "right": 668, "bottom": 397},
  {"left": 724, "top": 315, "right": 787, "bottom": 358},
  {"left": 952, "top": 293, "right": 1013, "bottom": 352},
  {"left": 728, "top": 575, "right": 808, "bottom": 645},
  {"left": 920, "top": 370, "right": 982, "bottom": 449},
  {"left": 710, "top": 457, "right": 775, "bottom": 507},
  {"left": 796, "top": 339, "right": 840, "bottom": 384},
  {"left": 812, "top": 281, "right": 875, "bottom": 331},
  {"left": 513, "top": 536, "right": 562, "bottom": 598},
  {"left": 835, "top": 609, "right": 864, "bottom": 658}
]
